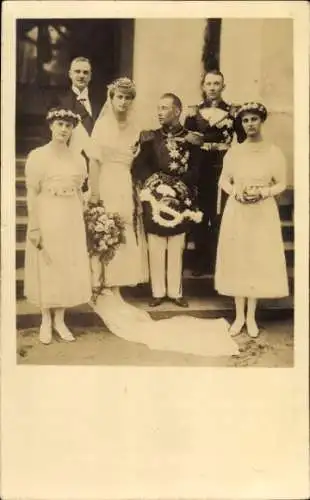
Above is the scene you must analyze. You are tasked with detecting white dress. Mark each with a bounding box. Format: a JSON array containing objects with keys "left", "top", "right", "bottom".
[
  {"left": 24, "top": 143, "right": 92, "bottom": 308},
  {"left": 215, "top": 141, "right": 289, "bottom": 298},
  {"left": 89, "top": 118, "right": 149, "bottom": 287}
]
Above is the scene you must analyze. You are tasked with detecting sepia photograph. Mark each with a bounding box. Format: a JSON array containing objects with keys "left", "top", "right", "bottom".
[{"left": 15, "top": 16, "right": 295, "bottom": 366}]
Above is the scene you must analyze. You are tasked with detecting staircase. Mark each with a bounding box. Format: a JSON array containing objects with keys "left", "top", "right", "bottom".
[{"left": 16, "top": 125, "right": 294, "bottom": 330}]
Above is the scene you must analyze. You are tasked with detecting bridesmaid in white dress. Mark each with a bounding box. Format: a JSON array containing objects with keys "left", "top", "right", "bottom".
[
  {"left": 87, "top": 77, "right": 149, "bottom": 291},
  {"left": 24, "top": 108, "right": 92, "bottom": 344},
  {"left": 215, "top": 102, "right": 289, "bottom": 338}
]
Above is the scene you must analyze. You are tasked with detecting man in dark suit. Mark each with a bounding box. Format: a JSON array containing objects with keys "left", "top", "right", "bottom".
[
  {"left": 52, "top": 57, "right": 101, "bottom": 191},
  {"left": 56, "top": 56, "right": 101, "bottom": 132}
]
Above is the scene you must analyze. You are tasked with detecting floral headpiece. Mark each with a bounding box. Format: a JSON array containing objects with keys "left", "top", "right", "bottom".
[
  {"left": 107, "top": 77, "right": 136, "bottom": 98},
  {"left": 46, "top": 108, "right": 81, "bottom": 126},
  {"left": 235, "top": 102, "right": 268, "bottom": 122}
]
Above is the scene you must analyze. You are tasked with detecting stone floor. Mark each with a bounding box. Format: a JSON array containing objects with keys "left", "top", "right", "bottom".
[{"left": 17, "top": 319, "right": 294, "bottom": 367}]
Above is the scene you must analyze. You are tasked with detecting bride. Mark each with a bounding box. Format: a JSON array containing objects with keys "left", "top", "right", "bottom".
[
  {"left": 88, "top": 77, "right": 149, "bottom": 291},
  {"left": 85, "top": 77, "right": 239, "bottom": 358}
]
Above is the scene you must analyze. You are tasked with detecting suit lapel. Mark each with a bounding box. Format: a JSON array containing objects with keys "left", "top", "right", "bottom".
[{"left": 88, "top": 90, "right": 101, "bottom": 122}]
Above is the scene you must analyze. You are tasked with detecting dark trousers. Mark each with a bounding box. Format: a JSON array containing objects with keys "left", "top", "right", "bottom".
[
  {"left": 81, "top": 150, "right": 89, "bottom": 193},
  {"left": 191, "top": 165, "right": 227, "bottom": 273}
]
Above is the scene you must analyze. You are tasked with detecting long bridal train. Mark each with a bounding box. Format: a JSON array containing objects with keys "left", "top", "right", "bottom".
[{"left": 89, "top": 288, "right": 239, "bottom": 358}]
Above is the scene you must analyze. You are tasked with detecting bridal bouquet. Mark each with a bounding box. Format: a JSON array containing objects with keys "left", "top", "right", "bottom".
[
  {"left": 140, "top": 172, "right": 202, "bottom": 230},
  {"left": 84, "top": 201, "right": 126, "bottom": 301},
  {"left": 84, "top": 201, "right": 126, "bottom": 263},
  {"left": 241, "top": 185, "right": 264, "bottom": 204}
]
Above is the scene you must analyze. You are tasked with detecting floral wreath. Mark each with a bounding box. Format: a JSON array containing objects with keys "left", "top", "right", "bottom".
[
  {"left": 107, "top": 77, "right": 136, "bottom": 98},
  {"left": 46, "top": 108, "right": 81, "bottom": 126},
  {"left": 235, "top": 102, "right": 268, "bottom": 121},
  {"left": 140, "top": 172, "right": 202, "bottom": 229}
]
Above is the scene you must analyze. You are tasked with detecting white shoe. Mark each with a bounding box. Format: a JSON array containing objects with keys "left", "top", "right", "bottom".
[
  {"left": 246, "top": 319, "right": 259, "bottom": 338},
  {"left": 229, "top": 319, "right": 245, "bottom": 337},
  {"left": 54, "top": 322, "right": 75, "bottom": 342},
  {"left": 39, "top": 323, "right": 52, "bottom": 345}
]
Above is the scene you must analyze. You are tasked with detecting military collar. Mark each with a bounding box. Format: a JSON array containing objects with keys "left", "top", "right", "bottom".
[
  {"left": 199, "top": 99, "right": 229, "bottom": 111},
  {"left": 161, "top": 123, "right": 184, "bottom": 137}
]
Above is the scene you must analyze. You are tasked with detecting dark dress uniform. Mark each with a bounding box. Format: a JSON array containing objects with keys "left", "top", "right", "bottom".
[
  {"left": 184, "top": 99, "right": 236, "bottom": 274},
  {"left": 132, "top": 124, "right": 200, "bottom": 300}
]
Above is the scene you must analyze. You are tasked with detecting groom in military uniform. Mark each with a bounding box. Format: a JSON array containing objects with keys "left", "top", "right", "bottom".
[
  {"left": 184, "top": 69, "right": 237, "bottom": 275},
  {"left": 132, "top": 93, "right": 202, "bottom": 308}
]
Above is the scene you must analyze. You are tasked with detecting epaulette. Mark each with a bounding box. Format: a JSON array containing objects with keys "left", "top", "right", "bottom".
[
  {"left": 221, "top": 101, "right": 231, "bottom": 112},
  {"left": 228, "top": 103, "right": 242, "bottom": 118},
  {"left": 139, "top": 129, "right": 155, "bottom": 143},
  {"left": 186, "top": 104, "right": 199, "bottom": 117}
]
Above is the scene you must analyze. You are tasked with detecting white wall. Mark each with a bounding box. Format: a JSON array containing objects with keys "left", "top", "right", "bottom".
[
  {"left": 221, "top": 18, "right": 294, "bottom": 188},
  {"left": 133, "top": 19, "right": 205, "bottom": 129},
  {"left": 220, "top": 19, "right": 264, "bottom": 103},
  {"left": 133, "top": 18, "right": 294, "bottom": 189}
]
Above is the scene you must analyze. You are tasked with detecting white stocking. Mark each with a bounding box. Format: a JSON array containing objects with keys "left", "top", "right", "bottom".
[
  {"left": 54, "top": 308, "right": 75, "bottom": 342},
  {"left": 41, "top": 308, "right": 52, "bottom": 325},
  {"left": 230, "top": 297, "right": 246, "bottom": 336},
  {"left": 246, "top": 298, "right": 259, "bottom": 337},
  {"left": 40, "top": 308, "right": 52, "bottom": 344}
]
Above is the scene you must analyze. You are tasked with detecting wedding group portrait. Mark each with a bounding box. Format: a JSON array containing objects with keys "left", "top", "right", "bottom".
[{"left": 15, "top": 17, "right": 294, "bottom": 366}]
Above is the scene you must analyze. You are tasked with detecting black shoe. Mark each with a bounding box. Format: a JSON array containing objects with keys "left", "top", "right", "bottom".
[
  {"left": 173, "top": 297, "right": 189, "bottom": 308},
  {"left": 192, "top": 269, "right": 204, "bottom": 277},
  {"left": 149, "top": 297, "right": 164, "bottom": 307}
]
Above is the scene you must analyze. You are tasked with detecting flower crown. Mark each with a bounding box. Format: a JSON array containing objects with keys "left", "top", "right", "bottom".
[
  {"left": 107, "top": 77, "right": 136, "bottom": 96},
  {"left": 236, "top": 102, "right": 268, "bottom": 121},
  {"left": 46, "top": 108, "right": 81, "bottom": 124}
]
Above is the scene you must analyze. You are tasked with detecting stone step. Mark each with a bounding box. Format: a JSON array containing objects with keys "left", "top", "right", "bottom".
[
  {"left": 15, "top": 224, "right": 295, "bottom": 269},
  {"left": 16, "top": 295, "right": 294, "bottom": 330},
  {"left": 15, "top": 266, "right": 294, "bottom": 300},
  {"left": 15, "top": 206, "right": 295, "bottom": 245},
  {"left": 182, "top": 241, "right": 294, "bottom": 269},
  {"left": 16, "top": 136, "right": 47, "bottom": 156},
  {"left": 16, "top": 158, "right": 26, "bottom": 178},
  {"left": 16, "top": 179, "right": 294, "bottom": 222}
]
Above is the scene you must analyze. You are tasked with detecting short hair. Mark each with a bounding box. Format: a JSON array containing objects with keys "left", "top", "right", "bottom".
[
  {"left": 69, "top": 57, "right": 92, "bottom": 71},
  {"left": 160, "top": 93, "right": 183, "bottom": 111},
  {"left": 200, "top": 69, "right": 225, "bottom": 100},
  {"left": 201, "top": 69, "right": 225, "bottom": 89}
]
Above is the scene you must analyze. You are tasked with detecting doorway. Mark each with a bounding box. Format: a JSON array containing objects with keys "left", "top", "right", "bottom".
[{"left": 16, "top": 19, "right": 135, "bottom": 149}]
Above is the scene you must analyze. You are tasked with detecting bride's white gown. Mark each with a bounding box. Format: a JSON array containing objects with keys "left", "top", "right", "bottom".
[
  {"left": 75, "top": 96, "right": 239, "bottom": 358},
  {"left": 91, "top": 287, "right": 239, "bottom": 358}
]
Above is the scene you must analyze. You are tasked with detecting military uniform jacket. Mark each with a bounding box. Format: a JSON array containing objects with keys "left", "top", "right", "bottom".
[
  {"left": 132, "top": 124, "right": 201, "bottom": 237},
  {"left": 184, "top": 99, "right": 236, "bottom": 167}
]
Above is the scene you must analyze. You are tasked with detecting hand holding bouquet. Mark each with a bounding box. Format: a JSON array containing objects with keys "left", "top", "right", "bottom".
[{"left": 236, "top": 185, "right": 264, "bottom": 204}]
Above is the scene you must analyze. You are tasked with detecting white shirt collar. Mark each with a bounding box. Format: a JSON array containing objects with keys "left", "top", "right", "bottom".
[{"left": 72, "top": 86, "right": 89, "bottom": 100}]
